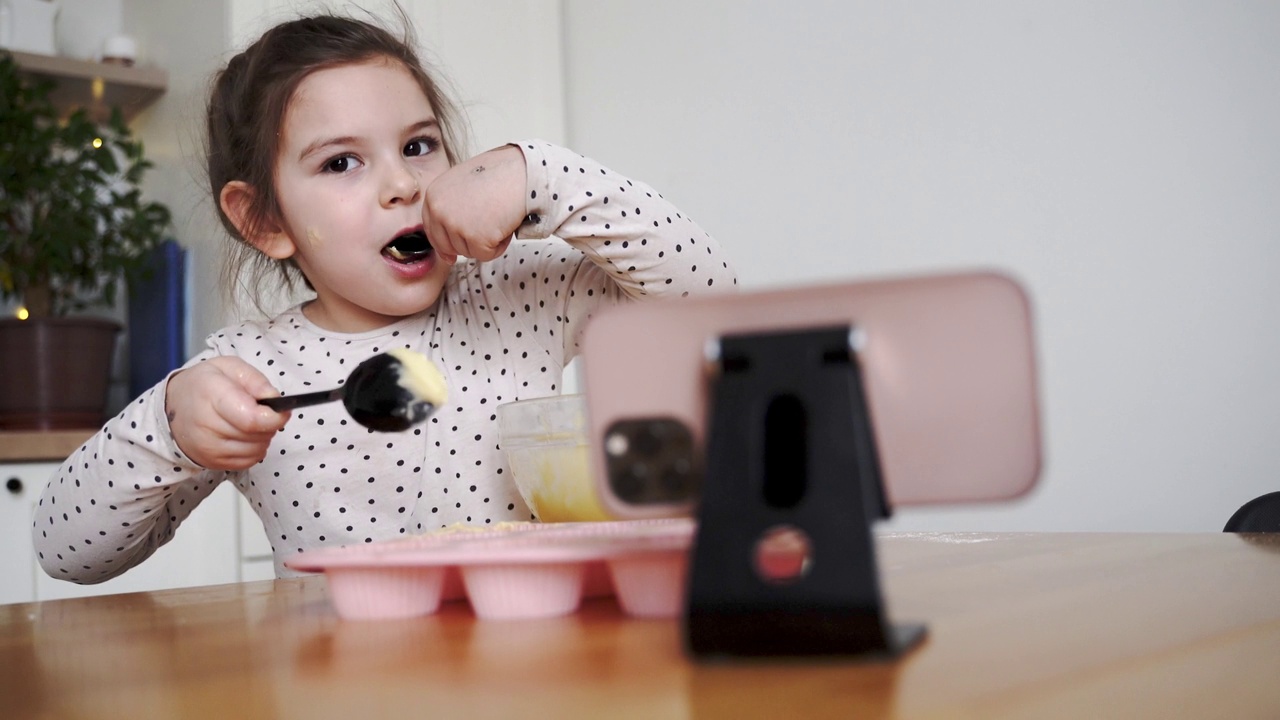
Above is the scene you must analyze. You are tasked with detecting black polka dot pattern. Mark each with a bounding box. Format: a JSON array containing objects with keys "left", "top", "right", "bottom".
[{"left": 31, "top": 140, "right": 738, "bottom": 582}]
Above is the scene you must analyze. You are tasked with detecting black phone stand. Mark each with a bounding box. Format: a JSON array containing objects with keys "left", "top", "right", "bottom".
[{"left": 685, "top": 325, "right": 927, "bottom": 659}]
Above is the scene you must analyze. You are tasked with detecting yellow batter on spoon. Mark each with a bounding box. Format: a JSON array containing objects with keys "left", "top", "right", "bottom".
[{"left": 388, "top": 347, "right": 448, "bottom": 407}]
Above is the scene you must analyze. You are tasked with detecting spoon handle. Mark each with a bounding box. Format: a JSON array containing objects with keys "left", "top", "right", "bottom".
[{"left": 258, "top": 388, "right": 344, "bottom": 411}]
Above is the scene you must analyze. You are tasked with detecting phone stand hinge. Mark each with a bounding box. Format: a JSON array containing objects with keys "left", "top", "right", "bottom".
[{"left": 685, "top": 325, "right": 927, "bottom": 659}]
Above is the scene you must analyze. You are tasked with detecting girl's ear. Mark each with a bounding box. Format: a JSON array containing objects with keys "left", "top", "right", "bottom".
[{"left": 219, "top": 181, "right": 296, "bottom": 260}]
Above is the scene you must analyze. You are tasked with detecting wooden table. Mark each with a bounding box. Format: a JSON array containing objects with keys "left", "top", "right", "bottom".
[{"left": 3, "top": 532, "right": 1279, "bottom": 719}]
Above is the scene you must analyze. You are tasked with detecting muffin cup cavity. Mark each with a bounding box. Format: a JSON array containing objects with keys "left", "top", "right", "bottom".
[
  {"left": 461, "top": 562, "right": 586, "bottom": 620},
  {"left": 326, "top": 566, "right": 446, "bottom": 620}
]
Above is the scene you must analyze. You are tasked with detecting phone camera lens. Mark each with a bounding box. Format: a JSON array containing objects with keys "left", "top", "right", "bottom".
[
  {"left": 605, "top": 432, "right": 629, "bottom": 457},
  {"left": 632, "top": 426, "right": 663, "bottom": 457},
  {"left": 660, "top": 468, "right": 689, "bottom": 494},
  {"left": 614, "top": 469, "right": 644, "bottom": 501}
]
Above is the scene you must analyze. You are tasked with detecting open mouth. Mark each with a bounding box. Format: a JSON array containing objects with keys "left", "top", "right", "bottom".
[{"left": 382, "top": 230, "right": 433, "bottom": 264}]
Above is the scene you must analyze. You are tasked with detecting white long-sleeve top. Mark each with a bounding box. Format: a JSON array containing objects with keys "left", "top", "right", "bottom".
[{"left": 33, "top": 140, "right": 737, "bottom": 581}]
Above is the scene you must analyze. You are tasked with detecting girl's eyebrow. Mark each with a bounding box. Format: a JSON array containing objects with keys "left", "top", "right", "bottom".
[
  {"left": 407, "top": 118, "right": 441, "bottom": 135},
  {"left": 297, "top": 119, "right": 440, "bottom": 163},
  {"left": 298, "top": 136, "right": 357, "bottom": 163}
]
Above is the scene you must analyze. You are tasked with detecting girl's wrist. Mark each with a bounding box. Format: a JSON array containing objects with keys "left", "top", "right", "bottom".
[{"left": 510, "top": 140, "right": 553, "bottom": 239}]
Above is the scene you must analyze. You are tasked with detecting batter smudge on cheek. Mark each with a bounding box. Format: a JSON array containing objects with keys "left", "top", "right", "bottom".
[{"left": 306, "top": 227, "right": 323, "bottom": 247}]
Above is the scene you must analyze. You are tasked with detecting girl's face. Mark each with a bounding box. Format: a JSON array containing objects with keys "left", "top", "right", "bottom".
[{"left": 271, "top": 58, "right": 454, "bottom": 333}]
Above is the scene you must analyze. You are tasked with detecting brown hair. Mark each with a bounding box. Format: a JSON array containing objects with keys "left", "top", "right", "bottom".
[{"left": 205, "top": 11, "right": 468, "bottom": 314}]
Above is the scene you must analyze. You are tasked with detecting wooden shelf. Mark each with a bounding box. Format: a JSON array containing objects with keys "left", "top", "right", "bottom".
[
  {"left": 9, "top": 49, "right": 167, "bottom": 122},
  {"left": 0, "top": 429, "right": 95, "bottom": 463}
]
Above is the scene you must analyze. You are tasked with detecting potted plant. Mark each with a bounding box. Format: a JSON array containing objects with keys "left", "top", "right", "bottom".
[{"left": 0, "top": 51, "right": 171, "bottom": 430}]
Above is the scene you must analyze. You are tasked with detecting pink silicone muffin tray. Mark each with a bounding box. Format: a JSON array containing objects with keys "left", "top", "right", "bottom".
[{"left": 285, "top": 519, "right": 694, "bottom": 621}]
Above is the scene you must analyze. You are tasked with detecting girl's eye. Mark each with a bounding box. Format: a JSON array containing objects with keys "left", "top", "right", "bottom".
[
  {"left": 323, "top": 155, "right": 361, "bottom": 174},
  {"left": 404, "top": 137, "right": 439, "bottom": 158}
]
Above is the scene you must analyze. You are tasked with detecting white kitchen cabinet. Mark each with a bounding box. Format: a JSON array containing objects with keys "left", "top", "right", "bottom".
[
  {"left": 0, "top": 463, "right": 40, "bottom": 605},
  {"left": 2, "top": 460, "right": 243, "bottom": 604}
]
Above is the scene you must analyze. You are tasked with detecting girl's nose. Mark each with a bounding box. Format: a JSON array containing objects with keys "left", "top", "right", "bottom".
[{"left": 381, "top": 162, "right": 421, "bottom": 207}]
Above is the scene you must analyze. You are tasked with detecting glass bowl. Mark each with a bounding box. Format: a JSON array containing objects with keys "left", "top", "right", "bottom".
[{"left": 496, "top": 394, "right": 610, "bottom": 522}]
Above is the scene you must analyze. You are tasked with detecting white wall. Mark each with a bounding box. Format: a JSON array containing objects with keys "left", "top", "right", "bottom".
[{"left": 562, "top": 1, "right": 1280, "bottom": 532}]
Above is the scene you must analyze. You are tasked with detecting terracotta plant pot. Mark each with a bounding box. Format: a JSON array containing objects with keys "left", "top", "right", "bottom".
[{"left": 0, "top": 317, "right": 121, "bottom": 430}]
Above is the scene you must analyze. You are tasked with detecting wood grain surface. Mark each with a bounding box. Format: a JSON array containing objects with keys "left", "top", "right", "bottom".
[{"left": 3, "top": 532, "right": 1278, "bottom": 719}]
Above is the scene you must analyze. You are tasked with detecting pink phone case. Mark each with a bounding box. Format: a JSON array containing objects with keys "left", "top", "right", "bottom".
[{"left": 579, "top": 270, "right": 1042, "bottom": 519}]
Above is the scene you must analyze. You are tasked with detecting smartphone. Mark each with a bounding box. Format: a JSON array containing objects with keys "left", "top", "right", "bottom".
[{"left": 578, "top": 270, "right": 1042, "bottom": 519}]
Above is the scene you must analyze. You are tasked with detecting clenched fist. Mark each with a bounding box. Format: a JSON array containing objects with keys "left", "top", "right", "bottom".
[
  {"left": 164, "top": 357, "right": 290, "bottom": 470},
  {"left": 422, "top": 144, "right": 528, "bottom": 262}
]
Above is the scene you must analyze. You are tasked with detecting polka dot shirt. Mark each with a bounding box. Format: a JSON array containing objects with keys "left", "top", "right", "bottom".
[{"left": 33, "top": 140, "right": 737, "bottom": 582}]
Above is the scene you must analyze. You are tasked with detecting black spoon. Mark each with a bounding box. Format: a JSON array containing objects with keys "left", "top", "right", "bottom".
[{"left": 258, "top": 350, "right": 446, "bottom": 432}]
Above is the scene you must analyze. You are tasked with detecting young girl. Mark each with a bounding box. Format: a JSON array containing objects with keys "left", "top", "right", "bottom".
[{"left": 33, "top": 13, "right": 735, "bottom": 582}]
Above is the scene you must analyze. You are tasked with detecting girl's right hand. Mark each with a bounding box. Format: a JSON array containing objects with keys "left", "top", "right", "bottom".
[
  {"left": 422, "top": 144, "right": 528, "bottom": 262},
  {"left": 163, "top": 357, "right": 290, "bottom": 470}
]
